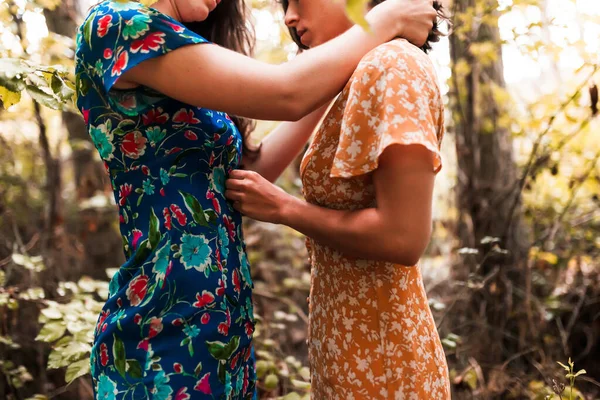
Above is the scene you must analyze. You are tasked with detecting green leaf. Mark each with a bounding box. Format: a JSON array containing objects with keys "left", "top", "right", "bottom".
[
  {"left": 35, "top": 321, "right": 66, "bottom": 342},
  {"left": 126, "top": 359, "right": 143, "bottom": 379},
  {"left": 194, "top": 362, "right": 202, "bottom": 377},
  {"left": 574, "top": 369, "right": 587, "bottom": 377},
  {"left": 0, "top": 86, "right": 22, "bottom": 109},
  {"left": 113, "top": 334, "right": 126, "bottom": 378},
  {"left": 50, "top": 74, "right": 75, "bottom": 100},
  {"left": 345, "top": 0, "right": 370, "bottom": 31},
  {"left": 26, "top": 85, "right": 61, "bottom": 110},
  {"left": 557, "top": 361, "right": 570, "bottom": 371},
  {"left": 206, "top": 336, "right": 240, "bottom": 361},
  {"left": 179, "top": 190, "right": 209, "bottom": 227},
  {"left": 65, "top": 358, "right": 90, "bottom": 384},
  {"left": 204, "top": 209, "right": 218, "bottom": 224},
  {"left": 134, "top": 239, "right": 151, "bottom": 264},
  {"left": 188, "top": 340, "right": 194, "bottom": 357},
  {"left": 148, "top": 208, "right": 160, "bottom": 248},
  {"left": 217, "top": 360, "right": 226, "bottom": 384},
  {"left": 83, "top": 12, "right": 97, "bottom": 49}
]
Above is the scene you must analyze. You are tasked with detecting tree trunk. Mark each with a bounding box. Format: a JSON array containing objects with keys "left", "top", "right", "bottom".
[{"left": 448, "top": 0, "right": 530, "bottom": 375}]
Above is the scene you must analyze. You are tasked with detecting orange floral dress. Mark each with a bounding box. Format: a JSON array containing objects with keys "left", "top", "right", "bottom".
[{"left": 300, "top": 39, "right": 450, "bottom": 399}]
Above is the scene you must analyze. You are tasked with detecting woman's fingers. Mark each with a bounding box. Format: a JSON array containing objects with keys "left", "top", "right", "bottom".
[{"left": 225, "top": 189, "right": 244, "bottom": 201}]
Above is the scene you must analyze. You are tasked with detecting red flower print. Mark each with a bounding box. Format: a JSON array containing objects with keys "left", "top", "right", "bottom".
[
  {"left": 166, "top": 21, "right": 185, "bottom": 33},
  {"left": 231, "top": 352, "right": 240, "bottom": 369},
  {"left": 213, "top": 133, "right": 221, "bottom": 142},
  {"left": 216, "top": 278, "right": 225, "bottom": 297},
  {"left": 82, "top": 108, "right": 90, "bottom": 124},
  {"left": 243, "top": 365, "right": 250, "bottom": 393},
  {"left": 193, "top": 290, "right": 215, "bottom": 308},
  {"left": 233, "top": 270, "right": 241, "bottom": 294},
  {"left": 201, "top": 313, "right": 210, "bottom": 325},
  {"left": 142, "top": 107, "right": 169, "bottom": 125},
  {"left": 184, "top": 130, "right": 198, "bottom": 140},
  {"left": 209, "top": 152, "right": 215, "bottom": 166},
  {"left": 175, "top": 387, "right": 190, "bottom": 400},
  {"left": 244, "top": 347, "right": 252, "bottom": 362},
  {"left": 119, "top": 214, "right": 125, "bottom": 224},
  {"left": 218, "top": 309, "right": 231, "bottom": 335},
  {"left": 126, "top": 274, "right": 148, "bottom": 307},
  {"left": 173, "top": 363, "right": 183, "bottom": 374},
  {"left": 120, "top": 131, "right": 147, "bottom": 159},
  {"left": 142, "top": 165, "right": 150, "bottom": 175},
  {"left": 137, "top": 338, "right": 149, "bottom": 351},
  {"left": 134, "top": 314, "right": 142, "bottom": 324},
  {"left": 103, "top": 48, "right": 113, "bottom": 59},
  {"left": 245, "top": 321, "right": 254, "bottom": 337},
  {"left": 166, "top": 147, "right": 182, "bottom": 155},
  {"left": 226, "top": 136, "right": 234, "bottom": 146},
  {"left": 131, "top": 32, "right": 166, "bottom": 54},
  {"left": 100, "top": 343, "right": 109, "bottom": 366},
  {"left": 163, "top": 207, "right": 172, "bottom": 230},
  {"left": 148, "top": 317, "right": 163, "bottom": 338},
  {"left": 218, "top": 322, "right": 229, "bottom": 336},
  {"left": 223, "top": 216, "right": 236, "bottom": 240},
  {"left": 116, "top": 298, "right": 122, "bottom": 307},
  {"left": 118, "top": 183, "right": 133, "bottom": 206},
  {"left": 97, "top": 15, "right": 112, "bottom": 38},
  {"left": 170, "top": 204, "right": 187, "bottom": 226},
  {"left": 172, "top": 318, "right": 183, "bottom": 326},
  {"left": 173, "top": 109, "right": 200, "bottom": 125},
  {"left": 160, "top": 187, "right": 166, "bottom": 197},
  {"left": 194, "top": 373, "right": 212, "bottom": 394},
  {"left": 111, "top": 47, "right": 128, "bottom": 77},
  {"left": 103, "top": 161, "right": 110, "bottom": 175},
  {"left": 132, "top": 229, "right": 143, "bottom": 249}
]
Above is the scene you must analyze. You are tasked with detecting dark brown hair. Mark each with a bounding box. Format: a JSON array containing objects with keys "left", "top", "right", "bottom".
[
  {"left": 280, "top": 0, "right": 449, "bottom": 54},
  {"left": 182, "top": 1, "right": 259, "bottom": 158}
]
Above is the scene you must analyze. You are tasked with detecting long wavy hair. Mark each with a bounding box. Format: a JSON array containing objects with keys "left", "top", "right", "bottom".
[{"left": 280, "top": 0, "right": 448, "bottom": 53}]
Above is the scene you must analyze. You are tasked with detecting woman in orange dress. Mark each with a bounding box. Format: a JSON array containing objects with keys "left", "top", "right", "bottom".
[{"left": 225, "top": 0, "right": 450, "bottom": 398}]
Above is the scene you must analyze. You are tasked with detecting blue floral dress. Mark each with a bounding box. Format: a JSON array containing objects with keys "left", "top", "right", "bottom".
[{"left": 74, "top": 2, "right": 256, "bottom": 399}]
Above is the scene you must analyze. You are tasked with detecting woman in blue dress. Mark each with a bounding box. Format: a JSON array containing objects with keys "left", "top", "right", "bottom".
[{"left": 74, "top": 0, "right": 437, "bottom": 398}]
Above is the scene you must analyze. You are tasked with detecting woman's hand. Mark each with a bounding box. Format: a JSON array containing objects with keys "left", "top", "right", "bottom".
[
  {"left": 225, "top": 170, "right": 298, "bottom": 224},
  {"left": 367, "top": 0, "right": 438, "bottom": 47}
]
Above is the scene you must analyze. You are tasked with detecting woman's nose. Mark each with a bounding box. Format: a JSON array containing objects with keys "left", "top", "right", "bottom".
[{"left": 284, "top": 7, "right": 299, "bottom": 28}]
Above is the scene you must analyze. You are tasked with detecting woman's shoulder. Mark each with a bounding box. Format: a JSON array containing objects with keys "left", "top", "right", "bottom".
[{"left": 353, "top": 39, "right": 437, "bottom": 80}]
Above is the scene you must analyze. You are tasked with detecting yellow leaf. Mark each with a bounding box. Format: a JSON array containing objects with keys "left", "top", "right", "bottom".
[
  {"left": 345, "top": 0, "right": 370, "bottom": 31},
  {"left": 140, "top": 0, "right": 159, "bottom": 6},
  {"left": 0, "top": 86, "right": 21, "bottom": 109}
]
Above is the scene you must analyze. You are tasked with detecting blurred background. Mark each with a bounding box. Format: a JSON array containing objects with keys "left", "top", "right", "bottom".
[{"left": 0, "top": 0, "right": 599, "bottom": 398}]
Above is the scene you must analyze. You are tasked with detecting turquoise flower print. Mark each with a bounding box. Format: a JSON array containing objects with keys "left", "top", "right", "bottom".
[
  {"left": 239, "top": 251, "right": 252, "bottom": 288},
  {"left": 160, "top": 168, "right": 170, "bottom": 186},
  {"left": 152, "top": 240, "right": 171, "bottom": 284},
  {"left": 142, "top": 179, "right": 155, "bottom": 195},
  {"left": 210, "top": 167, "right": 226, "bottom": 194},
  {"left": 146, "top": 126, "right": 166, "bottom": 145},
  {"left": 245, "top": 297, "right": 254, "bottom": 320},
  {"left": 225, "top": 371, "right": 233, "bottom": 398},
  {"left": 94, "top": 60, "right": 104, "bottom": 77},
  {"left": 108, "top": 270, "right": 120, "bottom": 297},
  {"left": 153, "top": 371, "right": 173, "bottom": 400},
  {"left": 122, "top": 13, "right": 151, "bottom": 40},
  {"left": 96, "top": 374, "right": 118, "bottom": 400},
  {"left": 183, "top": 324, "right": 200, "bottom": 338},
  {"left": 218, "top": 225, "right": 229, "bottom": 259},
  {"left": 235, "top": 368, "right": 244, "bottom": 395},
  {"left": 110, "top": 309, "right": 127, "bottom": 324},
  {"left": 90, "top": 123, "right": 114, "bottom": 161},
  {"left": 180, "top": 234, "right": 212, "bottom": 272}
]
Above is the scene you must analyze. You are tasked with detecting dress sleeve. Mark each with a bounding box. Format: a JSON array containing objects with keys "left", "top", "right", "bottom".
[
  {"left": 329, "top": 44, "right": 444, "bottom": 178},
  {"left": 82, "top": 3, "right": 209, "bottom": 93}
]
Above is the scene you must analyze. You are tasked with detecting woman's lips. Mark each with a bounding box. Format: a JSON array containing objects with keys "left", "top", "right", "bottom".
[{"left": 297, "top": 29, "right": 308, "bottom": 45}]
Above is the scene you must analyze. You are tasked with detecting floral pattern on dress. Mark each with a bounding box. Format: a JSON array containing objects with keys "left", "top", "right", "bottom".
[
  {"left": 300, "top": 39, "right": 450, "bottom": 400},
  {"left": 75, "top": 2, "right": 256, "bottom": 399}
]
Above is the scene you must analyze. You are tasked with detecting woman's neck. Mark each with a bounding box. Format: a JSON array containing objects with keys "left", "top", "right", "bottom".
[{"left": 151, "top": 0, "right": 182, "bottom": 22}]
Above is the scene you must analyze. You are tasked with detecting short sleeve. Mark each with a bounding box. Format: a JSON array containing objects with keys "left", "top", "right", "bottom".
[
  {"left": 80, "top": 2, "right": 209, "bottom": 93},
  {"left": 330, "top": 42, "right": 444, "bottom": 178}
]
